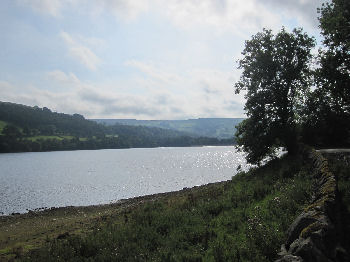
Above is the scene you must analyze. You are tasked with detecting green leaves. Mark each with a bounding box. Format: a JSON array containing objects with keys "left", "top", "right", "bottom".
[
  {"left": 235, "top": 28, "right": 315, "bottom": 164},
  {"left": 302, "top": 0, "right": 350, "bottom": 147}
]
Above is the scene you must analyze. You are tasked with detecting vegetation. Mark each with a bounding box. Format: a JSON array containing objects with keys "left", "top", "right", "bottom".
[
  {"left": 235, "top": 0, "right": 350, "bottom": 164},
  {"left": 302, "top": 0, "right": 350, "bottom": 147},
  {"left": 324, "top": 153, "right": 350, "bottom": 253},
  {"left": 93, "top": 118, "right": 244, "bottom": 139},
  {"left": 235, "top": 28, "right": 315, "bottom": 164},
  {"left": 0, "top": 102, "right": 234, "bottom": 153},
  {"left": 1, "top": 0, "right": 349, "bottom": 261},
  {"left": 317, "top": 0, "right": 350, "bottom": 116},
  {"left": 0, "top": 154, "right": 313, "bottom": 261},
  {"left": 0, "top": 120, "right": 7, "bottom": 132}
]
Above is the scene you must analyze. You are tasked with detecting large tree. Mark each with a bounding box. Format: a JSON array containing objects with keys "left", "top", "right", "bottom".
[
  {"left": 318, "top": 0, "right": 350, "bottom": 103},
  {"left": 303, "top": 0, "right": 350, "bottom": 146},
  {"left": 235, "top": 28, "right": 315, "bottom": 164}
]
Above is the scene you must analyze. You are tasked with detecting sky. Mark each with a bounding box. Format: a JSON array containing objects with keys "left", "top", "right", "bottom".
[{"left": 0, "top": 0, "right": 324, "bottom": 120}]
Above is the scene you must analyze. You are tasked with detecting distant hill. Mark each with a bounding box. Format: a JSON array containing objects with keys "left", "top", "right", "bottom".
[
  {"left": 92, "top": 118, "right": 245, "bottom": 139},
  {"left": 0, "top": 102, "right": 235, "bottom": 153}
]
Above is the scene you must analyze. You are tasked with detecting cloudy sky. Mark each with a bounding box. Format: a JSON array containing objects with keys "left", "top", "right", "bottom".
[{"left": 1, "top": 0, "right": 323, "bottom": 119}]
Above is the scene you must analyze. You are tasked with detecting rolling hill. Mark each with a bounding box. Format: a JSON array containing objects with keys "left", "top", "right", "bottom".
[
  {"left": 92, "top": 118, "right": 244, "bottom": 139},
  {"left": 0, "top": 102, "right": 235, "bottom": 153}
]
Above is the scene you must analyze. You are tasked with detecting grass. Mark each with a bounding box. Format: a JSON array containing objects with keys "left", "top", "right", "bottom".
[
  {"left": 105, "top": 134, "right": 118, "bottom": 138},
  {"left": 0, "top": 154, "right": 314, "bottom": 262},
  {"left": 0, "top": 202, "right": 140, "bottom": 261},
  {"left": 25, "top": 135, "right": 74, "bottom": 141},
  {"left": 11, "top": 134, "right": 115, "bottom": 142}
]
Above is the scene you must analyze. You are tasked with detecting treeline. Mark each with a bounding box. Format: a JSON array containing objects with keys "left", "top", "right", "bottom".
[
  {"left": 94, "top": 118, "right": 244, "bottom": 139},
  {"left": 0, "top": 102, "right": 234, "bottom": 153},
  {"left": 0, "top": 102, "right": 105, "bottom": 137}
]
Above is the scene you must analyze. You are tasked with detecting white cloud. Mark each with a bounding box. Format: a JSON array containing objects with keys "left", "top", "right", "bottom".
[
  {"left": 19, "top": 0, "right": 322, "bottom": 34},
  {"left": 123, "top": 60, "right": 246, "bottom": 118},
  {"left": 125, "top": 60, "right": 182, "bottom": 84},
  {"left": 0, "top": 81, "right": 14, "bottom": 92},
  {"left": 0, "top": 60, "right": 246, "bottom": 119},
  {"left": 47, "top": 70, "right": 80, "bottom": 85},
  {"left": 20, "top": 0, "right": 149, "bottom": 22},
  {"left": 95, "top": 0, "right": 149, "bottom": 22},
  {"left": 152, "top": 0, "right": 322, "bottom": 36},
  {"left": 60, "top": 31, "right": 101, "bottom": 71},
  {"left": 17, "top": 0, "right": 63, "bottom": 17},
  {"left": 263, "top": 0, "right": 323, "bottom": 30},
  {"left": 6, "top": 1, "right": 323, "bottom": 119},
  {"left": 154, "top": 0, "right": 280, "bottom": 35}
]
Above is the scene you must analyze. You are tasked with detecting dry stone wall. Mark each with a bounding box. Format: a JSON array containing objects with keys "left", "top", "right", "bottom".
[{"left": 276, "top": 147, "right": 349, "bottom": 262}]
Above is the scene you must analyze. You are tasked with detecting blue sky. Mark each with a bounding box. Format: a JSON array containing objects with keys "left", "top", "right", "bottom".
[{"left": 0, "top": 0, "right": 323, "bottom": 119}]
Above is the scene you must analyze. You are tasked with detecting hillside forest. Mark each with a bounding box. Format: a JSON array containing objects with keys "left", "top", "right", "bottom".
[
  {"left": 0, "top": 102, "right": 234, "bottom": 153},
  {"left": 93, "top": 118, "right": 244, "bottom": 139}
]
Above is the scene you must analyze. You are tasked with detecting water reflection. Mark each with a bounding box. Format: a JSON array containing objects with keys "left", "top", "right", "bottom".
[{"left": 0, "top": 146, "right": 251, "bottom": 215}]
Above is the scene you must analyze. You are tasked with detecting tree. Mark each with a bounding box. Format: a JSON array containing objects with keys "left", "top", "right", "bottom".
[
  {"left": 235, "top": 28, "right": 315, "bottom": 164},
  {"left": 2, "top": 124, "right": 22, "bottom": 139},
  {"left": 303, "top": 0, "right": 350, "bottom": 146},
  {"left": 318, "top": 0, "right": 350, "bottom": 115}
]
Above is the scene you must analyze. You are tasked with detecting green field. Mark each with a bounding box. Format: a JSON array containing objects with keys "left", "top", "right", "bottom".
[
  {"left": 25, "top": 135, "right": 74, "bottom": 141},
  {"left": 105, "top": 134, "right": 118, "bottom": 138}
]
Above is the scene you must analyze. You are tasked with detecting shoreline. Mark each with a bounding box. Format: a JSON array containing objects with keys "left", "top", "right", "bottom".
[
  {"left": 0, "top": 179, "right": 233, "bottom": 217},
  {"left": 0, "top": 144, "right": 236, "bottom": 155},
  {"left": 0, "top": 180, "right": 231, "bottom": 259}
]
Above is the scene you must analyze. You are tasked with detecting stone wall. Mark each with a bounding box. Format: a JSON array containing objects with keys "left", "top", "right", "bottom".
[{"left": 276, "top": 147, "right": 349, "bottom": 262}]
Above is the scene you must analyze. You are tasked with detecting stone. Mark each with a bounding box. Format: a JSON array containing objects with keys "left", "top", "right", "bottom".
[
  {"left": 276, "top": 254, "right": 303, "bottom": 262},
  {"left": 276, "top": 148, "right": 347, "bottom": 262},
  {"left": 294, "top": 238, "right": 330, "bottom": 262},
  {"left": 286, "top": 210, "right": 318, "bottom": 248}
]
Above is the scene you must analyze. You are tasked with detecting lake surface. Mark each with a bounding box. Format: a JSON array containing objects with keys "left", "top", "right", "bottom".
[{"left": 0, "top": 146, "right": 251, "bottom": 215}]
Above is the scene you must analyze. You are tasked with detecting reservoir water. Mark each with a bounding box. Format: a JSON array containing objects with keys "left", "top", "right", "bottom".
[{"left": 0, "top": 146, "right": 250, "bottom": 215}]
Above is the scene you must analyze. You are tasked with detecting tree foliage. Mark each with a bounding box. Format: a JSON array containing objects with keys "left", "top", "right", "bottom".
[
  {"left": 302, "top": 0, "right": 350, "bottom": 147},
  {"left": 235, "top": 28, "right": 315, "bottom": 164},
  {"left": 2, "top": 124, "right": 22, "bottom": 139},
  {"left": 318, "top": 0, "right": 350, "bottom": 115}
]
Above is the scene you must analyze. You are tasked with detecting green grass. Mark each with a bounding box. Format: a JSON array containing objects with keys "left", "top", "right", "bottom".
[
  {"left": 106, "top": 134, "right": 118, "bottom": 138},
  {"left": 25, "top": 135, "right": 74, "bottom": 141},
  {"left": 60, "top": 135, "right": 74, "bottom": 140},
  {"left": 14, "top": 154, "right": 313, "bottom": 262}
]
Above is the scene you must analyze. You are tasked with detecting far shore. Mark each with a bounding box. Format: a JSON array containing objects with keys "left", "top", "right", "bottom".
[{"left": 0, "top": 143, "right": 236, "bottom": 155}]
